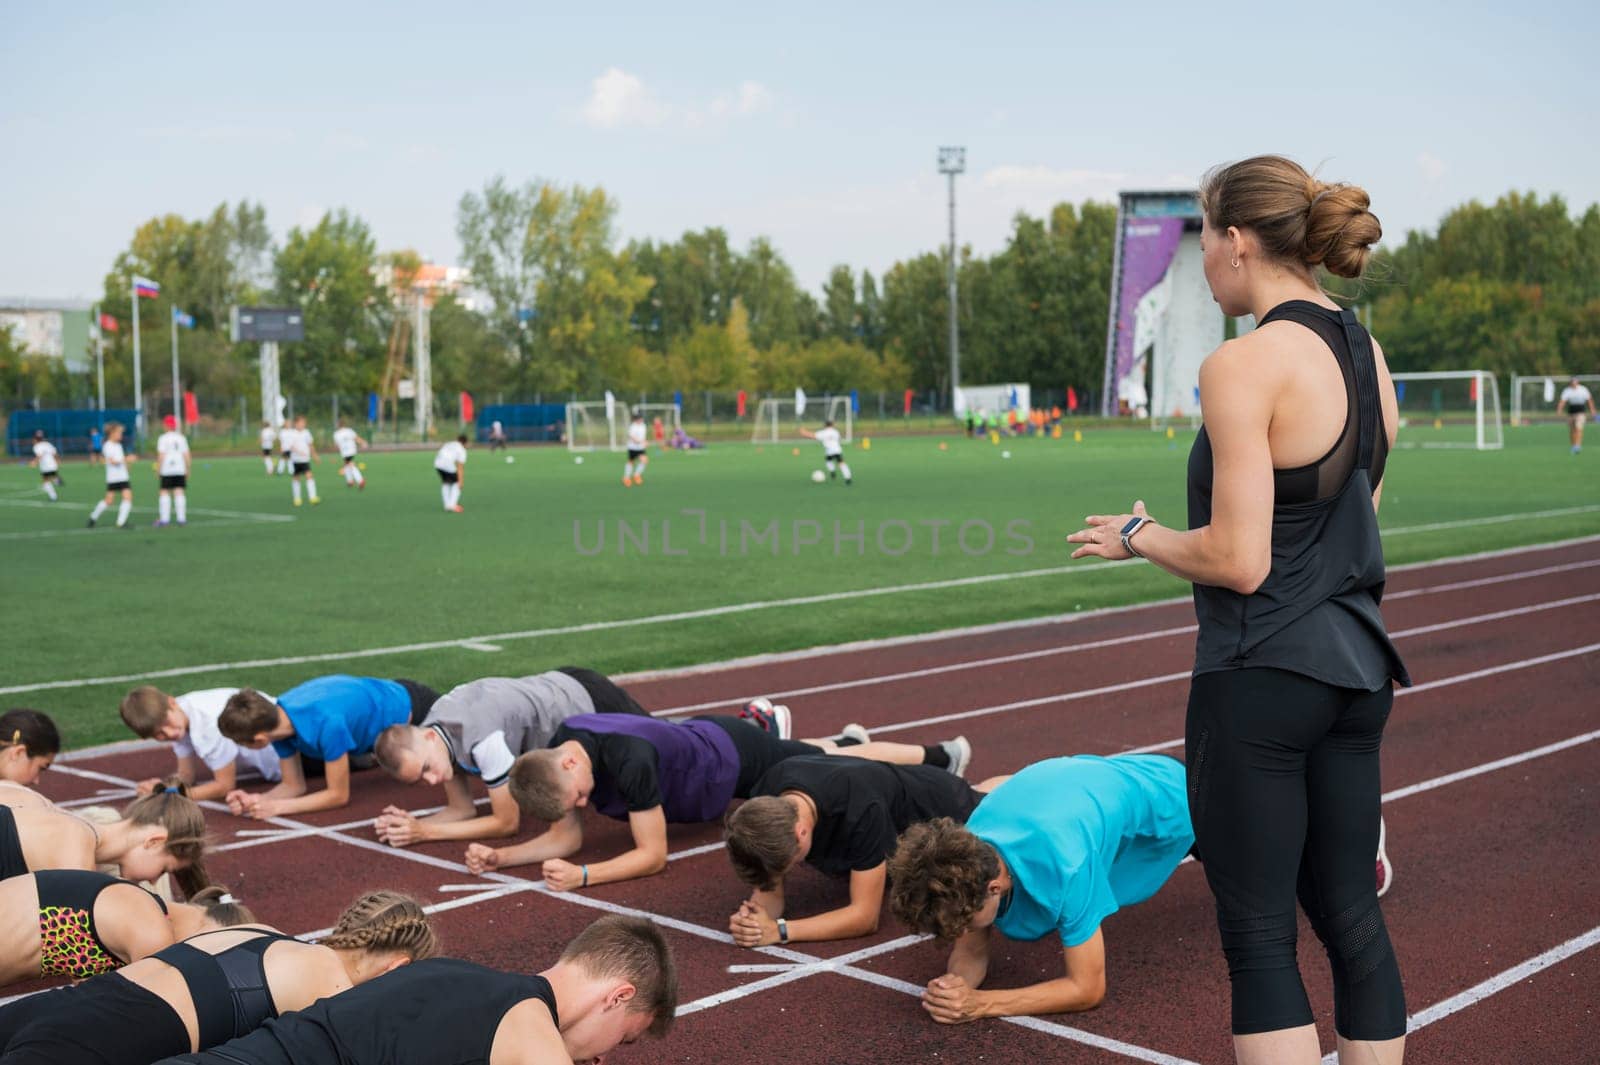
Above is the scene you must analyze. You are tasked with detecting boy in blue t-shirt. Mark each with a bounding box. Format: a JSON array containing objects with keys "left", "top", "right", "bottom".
[
  {"left": 887, "top": 754, "right": 1194, "bottom": 1023},
  {"left": 217, "top": 674, "right": 439, "bottom": 817}
]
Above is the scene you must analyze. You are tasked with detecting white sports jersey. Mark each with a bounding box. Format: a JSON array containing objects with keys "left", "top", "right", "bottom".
[
  {"left": 32, "top": 441, "right": 58, "bottom": 473},
  {"left": 259, "top": 426, "right": 276, "bottom": 449},
  {"left": 333, "top": 427, "right": 359, "bottom": 457},
  {"left": 288, "top": 428, "right": 313, "bottom": 462},
  {"left": 1559, "top": 385, "right": 1593, "bottom": 409},
  {"left": 171, "top": 687, "right": 282, "bottom": 782},
  {"left": 813, "top": 426, "right": 843, "bottom": 455},
  {"left": 627, "top": 422, "right": 647, "bottom": 449},
  {"left": 434, "top": 440, "right": 467, "bottom": 473},
  {"left": 156, "top": 431, "right": 190, "bottom": 476},
  {"left": 103, "top": 440, "right": 128, "bottom": 482}
]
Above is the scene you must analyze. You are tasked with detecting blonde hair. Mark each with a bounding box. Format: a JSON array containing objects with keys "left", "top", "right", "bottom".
[
  {"left": 121, "top": 777, "right": 208, "bottom": 886},
  {"left": 1199, "top": 155, "right": 1382, "bottom": 279},
  {"left": 189, "top": 885, "right": 259, "bottom": 926},
  {"left": 119, "top": 687, "right": 171, "bottom": 739},
  {"left": 320, "top": 890, "right": 439, "bottom": 961},
  {"left": 373, "top": 725, "right": 423, "bottom": 774}
]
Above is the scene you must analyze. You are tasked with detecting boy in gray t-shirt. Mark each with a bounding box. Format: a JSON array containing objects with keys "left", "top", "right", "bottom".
[{"left": 372, "top": 667, "right": 646, "bottom": 846}]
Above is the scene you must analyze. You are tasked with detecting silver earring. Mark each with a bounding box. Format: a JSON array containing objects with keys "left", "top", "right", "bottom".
[{"left": 1230, "top": 258, "right": 1240, "bottom": 269}]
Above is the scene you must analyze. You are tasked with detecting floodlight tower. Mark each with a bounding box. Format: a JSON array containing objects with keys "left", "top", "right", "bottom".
[{"left": 938, "top": 146, "right": 966, "bottom": 412}]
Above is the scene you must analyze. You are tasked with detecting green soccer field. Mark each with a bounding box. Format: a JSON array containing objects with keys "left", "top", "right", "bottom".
[{"left": 4, "top": 424, "right": 1596, "bottom": 749}]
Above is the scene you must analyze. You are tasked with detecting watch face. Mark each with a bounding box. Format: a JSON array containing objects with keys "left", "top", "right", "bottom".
[{"left": 1121, "top": 516, "right": 1144, "bottom": 536}]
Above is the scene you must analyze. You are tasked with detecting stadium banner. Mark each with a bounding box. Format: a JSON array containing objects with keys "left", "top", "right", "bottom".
[{"left": 1110, "top": 216, "right": 1184, "bottom": 405}]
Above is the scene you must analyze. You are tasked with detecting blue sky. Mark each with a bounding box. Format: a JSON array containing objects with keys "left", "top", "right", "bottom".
[{"left": 2, "top": 1, "right": 1595, "bottom": 301}]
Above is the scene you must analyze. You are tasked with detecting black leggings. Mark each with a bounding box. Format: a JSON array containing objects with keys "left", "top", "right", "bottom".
[
  {"left": 698, "top": 716, "right": 820, "bottom": 798},
  {"left": 557, "top": 667, "right": 649, "bottom": 717},
  {"left": 1186, "top": 667, "right": 1405, "bottom": 1041}
]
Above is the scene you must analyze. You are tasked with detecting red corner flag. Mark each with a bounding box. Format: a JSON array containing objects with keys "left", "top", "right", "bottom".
[
  {"left": 903, "top": 388, "right": 914, "bottom": 415},
  {"left": 183, "top": 392, "right": 199, "bottom": 426},
  {"left": 99, "top": 313, "right": 119, "bottom": 333},
  {"left": 736, "top": 390, "right": 747, "bottom": 418},
  {"left": 1067, "top": 386, "right": 1079, "bottom": 412},
  {"left": 460, "top": 392, "right": 475, "bottom": 423}
]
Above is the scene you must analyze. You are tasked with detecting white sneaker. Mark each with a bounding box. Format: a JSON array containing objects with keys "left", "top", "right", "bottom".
[
  {"left": 940, "top": 736, "right": 972, "bottom": 778},
  {"left": 840, "top": 723, "right": 872, "bottom": 745}
]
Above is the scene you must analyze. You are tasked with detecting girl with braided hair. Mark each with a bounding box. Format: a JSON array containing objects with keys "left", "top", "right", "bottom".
[
  {"left": 0, "top": 888, "right": 438, "bottom": 1063},
  {"left": 0, "top": 775, "right": 208, "bottom": 891}
]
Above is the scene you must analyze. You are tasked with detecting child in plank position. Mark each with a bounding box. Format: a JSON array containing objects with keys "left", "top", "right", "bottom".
[
  {"left": 0, "top": 709, "right": 60, "bottom": 789},
  {"left": 218, "top": 675, "right": 439, "bottom": 818},
  {"left": 371, "top": 668, "right": 648, "bottom": 848},
  {"left": 886, "top": 754, "right": 1194, "bottom": 1024},
  {"left": 467, "top": 703, "right": 970, "bottom": 892},
  {"left": 723, "top": 754, "right": 1006, "bottom": 948},
  {"left": 121, "top": 686, "right": 283, "bottom": 801},
  {"left": 152, "top": 915, "right": 677, "bottom": 1065}
]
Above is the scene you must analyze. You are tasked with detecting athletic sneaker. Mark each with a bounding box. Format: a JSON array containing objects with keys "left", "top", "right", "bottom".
[
  {"left": 840, "top": 723, "right": 871, "bottom": 745},
  {"left": 309, "top": 496, "right": 321, "bottom": 505},
  {"left": 738, "top": 697, "right": 792, "bottom": 740},
  {"left": 1375, "top": 816, "right": 1392, "bottom": 898},
  {"left": 940, "top": 736, "right": 972, "bottom": 778},
  {"left": 293, "top": 498, "right": 303, "bottom": 507}
]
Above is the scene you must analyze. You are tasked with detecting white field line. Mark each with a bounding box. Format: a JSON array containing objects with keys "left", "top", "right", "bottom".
[
  {"left": 1379, "top": 503, "right": 1600, "bottom": 537},
  {"left": 1320, "top": 924, "right": 1600, "bottom": 1063},
  {"left": 7, "top": 523, "right": 1598, "bottom": 697},
  {"left": 0, "top": 498, "right": 293, "bottom": 523},
  {"left": 0, "top": 519, "right": 291, "bottom": 542}
]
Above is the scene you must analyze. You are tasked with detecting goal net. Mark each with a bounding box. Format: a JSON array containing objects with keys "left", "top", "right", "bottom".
[
  {"left": 750, "top": 395, "right": 853, "bottom": 445},
  {"left": 565, "top": 402, "right": 622, "bottom": 452},
  {"left": 1510, "top": 374, "right": 1600, "bottom": 426},
  {"left": 1391, "top": 371, "right": 1503, "bottom": 450}
]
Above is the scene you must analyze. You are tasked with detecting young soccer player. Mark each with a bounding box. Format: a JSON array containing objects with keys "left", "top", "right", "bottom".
[
  {"left": 150, "top": 914, "right": 677, "bottom": 1065},
  {"left": 800, "top": 419, "right": 852, "bottom": 484},
  {"left": 1559, "top": 376, "right": 1596, "bottom": 453},
  {"left": 332, "top": 417, "right": 367, "bottom": 489},
  {"left": 88, "top": 421, "right": 135, "bottom": 528},
  {"left": 724, "top": 755, "right": 1005, "bottom": 948},
  {"left": 286, "top": 416, "right": 319, "bottom": 506},
  {"left": 371, "top": 668, "right": 649, "bottom": 847},
  {"left": 217, "top": 675, "right": 440, "bottom": 817},
  {"left": 886, "top": 754, "right": 1194, "bottom": 1023},
  {"left": 0, "top": 890, "right": 437, "bottom": 1062},
  {"left": 259, "top": 421, "right": 277, "bottom": 475},
  {"left": 623, "top": 412, "right": 647, "bottom": 486},
  {"left": 488, "top": 419, "right": 508, "bottom": 451},
  {"left": 28, "top": 430, "right": 62, "bottom": 501},
  {"left": 467, "top": 703, "right": 969, "bottom": 891},
  {"left": 433, "top": 433, "right": 468, "bottom": 512},
  {"left": 276, "top": 421, "right": 292, "bottom": 474},
  {"left": 120, "top": 686, "right": 283, "bottom": 801},
  {"left": 0, "top": 709, "right": 60, "bottom": 787},
  {"left": 154, "top": 415, "right": 191, "bottom": 527}
]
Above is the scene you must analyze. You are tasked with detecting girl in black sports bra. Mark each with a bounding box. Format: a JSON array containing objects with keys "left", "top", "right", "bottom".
[{"left": 0, "top": 889, "right": 437, "bottom": 1064}]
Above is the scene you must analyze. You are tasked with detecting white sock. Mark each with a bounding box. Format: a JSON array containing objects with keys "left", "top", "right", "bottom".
[
  {"left": 159, "top": 494, "right": 172, "bottom": 523},
  {"left": 450, "top": 484, "right": 462, "bottom": 508},
  {"left": 353, "top": 466, "right": 364, "bottom": 485},
  {"left": 634, "top": 463, "right": 644, "bottom": 482},
  {"left": 624, "top": 462, "right": 634, "bottom": 479},
  {"left": 264, "top": 458, "right": 273, "bottom": 473},
  {"left": 90, "top": 500, "right": 107, "bottom": 521},
  {"left": 305, "top": 477, "right": 317, "bottom": 499},
  {"left": 42, "top": 481, "right": 56, "bottom": 501},
  {"left": 442, "top": 484, "right": 452, "bottom": 510},
  {"left": 116, "top": 499, "right": 131, "bottom": 526},
  {"left": 839, "top": 462, "right": 853, "bottom": 481},
  {"left": 293, "top": 480, "right": 302, "bottom": 503},
  {"left": 175, "top": 492, "right": 186, "bottom": 523}
]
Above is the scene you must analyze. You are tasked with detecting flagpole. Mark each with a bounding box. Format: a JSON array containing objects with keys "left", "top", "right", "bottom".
[
  {"left": 93, "top": 304, "right": 106, "bottom": 411},
  {"left": 170, "top": 309, "right": 182, "bottom": 433},
  {"left": 130, "top": 280, "right": 143, "bottom": 437}
]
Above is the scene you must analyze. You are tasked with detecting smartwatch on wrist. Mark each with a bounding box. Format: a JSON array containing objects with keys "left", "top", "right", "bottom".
[
  {"left": 776, "top": 918, "right": 789, "bottom": 944},
  {"left": 1120, "top": 515, "right": 1154, "bottom": 558}
]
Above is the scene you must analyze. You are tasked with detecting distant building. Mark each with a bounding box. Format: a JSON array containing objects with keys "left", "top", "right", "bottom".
[
  {"left": 0, "top": 299, "right": 92, "bottom": 372},
  {"left": 372, "top": 262, "right": 489, "bottom": 313}
]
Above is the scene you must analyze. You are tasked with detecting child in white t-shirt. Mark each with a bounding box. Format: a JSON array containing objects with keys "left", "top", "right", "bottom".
[
  {"left": 332, "top": 418, "right": 368, "bottom": 489},
  {"left": 120, "top": 685, "right": 283, "bottom": 800},
  {"left": 434, "top": 434, "right": 468, "bottom": 512},
  {"left": 88, "top": 421, "right": 135, "bottom": 529},
  {"left": 288, "top": 416, "right": 320, "bottom": 506},
  {"left": 623, "top": 415, "right": 648, "bottom": 487},
  {"left": 28, "top": 430, "right": 62, "bottom": 502},
  {"left": 153, "top": 415, "right": 191, "bottom": 527},
  {"left": 800, "top": 419, "right": 853, "bottom": 485},
  {"left": 259, "top": 421, "right": 277, "bottom": 475}
]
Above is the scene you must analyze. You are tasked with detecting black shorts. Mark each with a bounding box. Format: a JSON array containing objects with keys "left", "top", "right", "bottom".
[
  {"left": 699, "top": 715, "right": 820, "bottom": 798},
  {"left": 824, "top": 453, "right": 842, "bottom": 464},
  {"left": 0, "top": 973, "right": 189, "bottom": 1064},
  {"left": 160, "top": 474, "right": 187, "bottom": 490},
  {"left": 261, "top": 448, "right": 271, "bottom": 456},
  {"left": 341, "top": 455, "right": 357, "bottom": 466},
  {"left": 39, "top": 470, "right": 59, "bottom": 481},
  {"left": 106, "top": 480, "right": 130, "bottom": 493},
  {"left": 394, "top": 678, "right": 441, "bottom": 724},
  {"left": 557, "top": 667, "right": 649, "bottom": 717},
  {"left": 0, "top": 806, "right": 27, "bottom": 881},
  {"left": 436, "top": 469, "right": 458, "bottom": 484},
  {"left": 1566, "top": 404, "right": 1587, "bottom": 415},
  {"left": 627, "top": 448, "right": 646, "bottom": 461},
  {"left": 292, "top": 462, "right": 311, "bottom": 476}
]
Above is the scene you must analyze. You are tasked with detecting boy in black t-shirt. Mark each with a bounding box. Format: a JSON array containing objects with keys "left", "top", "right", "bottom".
[{"left": 723, "top": 755, "right": 1006, "bottom": 947}]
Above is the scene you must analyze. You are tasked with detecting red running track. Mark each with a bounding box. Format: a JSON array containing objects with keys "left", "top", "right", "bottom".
[{"left": 18, "top": 536, "right": 1600, "bottom": 1064}]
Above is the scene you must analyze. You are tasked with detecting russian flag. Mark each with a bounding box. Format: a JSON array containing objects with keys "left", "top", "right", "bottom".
[{"left": 134, "top": 276, "right": 161, "bottom": 299}]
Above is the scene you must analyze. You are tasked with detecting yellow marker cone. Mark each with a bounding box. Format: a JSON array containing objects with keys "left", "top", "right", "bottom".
[
  {"left": 1166, "top": 427, "right": 1175, "bottom": 440},
  {"left": 861, "top": 437, "right": 871, "bottom": 450},
  {"left": 1073, "top": 429, "right": 1083, "bottom": 443},
  {"left": 989, "top": 430, "right": 1000, "bottom": 445},
  {"left": 1051, "top": 425, "right": 1062, "bottom": 439},
  {"left": 1433, "top": 418, "right": 1443, "bottom": 430},
  {"left": 791, "top": 447, "right": 800, "bottom": 456}
]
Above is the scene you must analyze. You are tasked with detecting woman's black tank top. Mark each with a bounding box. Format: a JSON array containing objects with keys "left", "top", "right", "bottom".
[
  {"left": 1186, "top": 301, "right": 1410, "bottom": 690},
  {"left": 154, "top": 929, "right": 295, "bottom": 1049}
]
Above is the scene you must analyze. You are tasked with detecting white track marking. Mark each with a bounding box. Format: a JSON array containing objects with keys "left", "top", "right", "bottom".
[
  {"left": 7, "top": 530, "right": 1598, "bottom": 696},
  {"left": 675, "top": 935, "right": 929, "bottom": 1016},
  {"left": 1382, "top": 730, "right": 1600, "bottom": 802},
  {"left": 726, "top": 963, "right": 802, "bottom": 973}
]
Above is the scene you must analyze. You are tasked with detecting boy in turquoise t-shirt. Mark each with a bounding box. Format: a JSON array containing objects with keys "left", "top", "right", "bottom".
[{"left": 887, "top": 754, "right": 1193, "bottom": 1023}]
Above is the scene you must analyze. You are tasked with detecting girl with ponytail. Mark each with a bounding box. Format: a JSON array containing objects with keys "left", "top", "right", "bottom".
[
  {"left": 0, "top": 775, "right": 208, "bottom": 887},
  {"left": 0, "top": 888, "right": 438, "bottom": 1062}
]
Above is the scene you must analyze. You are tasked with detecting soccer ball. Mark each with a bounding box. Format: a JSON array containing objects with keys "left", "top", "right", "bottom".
[
  {"left": 574, "top": 456, "right": 584, "bottom": 465},
  {"left": 810, "top": 470, "right": 826, "bottom": 483},
  {"left": 506, "top": 455, "right": 515, "bottom": 465},
  {"left": 1001, "top": 450, "right": 1011, "bottom": 459}
]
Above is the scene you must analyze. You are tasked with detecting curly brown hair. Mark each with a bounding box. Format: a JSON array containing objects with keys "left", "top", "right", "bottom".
[{"left": 886, "top": 818, "right": 1000, "bottom": 941}]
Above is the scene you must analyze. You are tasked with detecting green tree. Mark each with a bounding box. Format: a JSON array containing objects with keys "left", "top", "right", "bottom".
[{"left": 273, "top": 209, "right": 389, "bottom": 396}]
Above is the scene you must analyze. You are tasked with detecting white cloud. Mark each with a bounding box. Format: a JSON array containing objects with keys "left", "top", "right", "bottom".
[
  {"left": 712, "top": 80, "right": 772, "bottom": 118},
  {"left": 582, "top": 67, "right": 670, "bottom": 128},
  {"left": 1417, "top": 151, "right": 1446, "bottom": 182}
]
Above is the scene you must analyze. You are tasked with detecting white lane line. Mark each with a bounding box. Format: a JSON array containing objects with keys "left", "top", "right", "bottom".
[
  {"left": 675, "top": 935, "right": 929, "bottom": 1016},
  {"left": 9, "top": 526, "right": 1598, "bottom": 697},
  {"left": 837, "top": 965, "right": 1204, "bottom": 1065},
  {"left": 1382, "top": 730, "right": 1600, "bottom": 803}
]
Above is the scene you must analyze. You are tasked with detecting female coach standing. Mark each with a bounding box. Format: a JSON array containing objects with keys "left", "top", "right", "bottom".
[{"left": 1068, "top": 155, "right": 1409, "bottom": 1065}]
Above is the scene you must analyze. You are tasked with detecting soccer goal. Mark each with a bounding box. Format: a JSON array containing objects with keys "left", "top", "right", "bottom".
[
  {"left": 750, "top": 395, "right": 853, "bottom": 445},
  {"left": 1510, "top": 374, "right": 1600, "bottom": 426},
  {"left": 629, "top": 402, "right": 683, "bottom": 440},
  {"left": 1391, "top": 371, "right": 1503, "bottom": 450},
  {"left": 565, "top": 402, "right": 623, "bottom": 452}
]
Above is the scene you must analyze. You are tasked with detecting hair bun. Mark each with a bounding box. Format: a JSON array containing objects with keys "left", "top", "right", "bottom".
[{"left": 1304, "top": 181, "right": 1382, "bottom": 279}]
